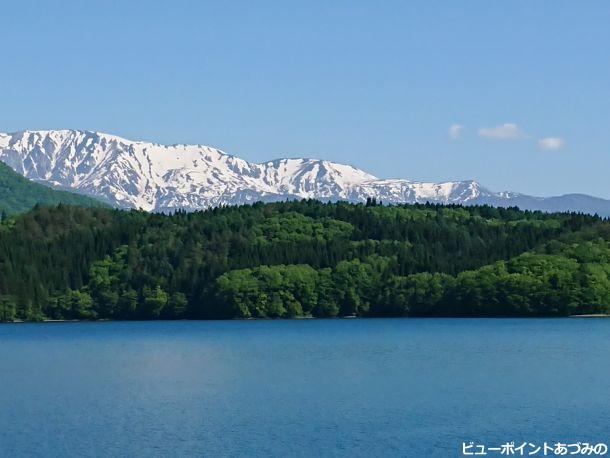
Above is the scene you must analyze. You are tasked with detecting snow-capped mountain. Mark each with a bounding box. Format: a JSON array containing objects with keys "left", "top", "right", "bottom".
[{"left": 1, "top": 129, "right": 609, "bottom": 215}]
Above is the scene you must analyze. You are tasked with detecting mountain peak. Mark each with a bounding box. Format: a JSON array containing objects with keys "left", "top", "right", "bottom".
[{"left": 1, "top": 129, "right": 608, "bottom": 215}]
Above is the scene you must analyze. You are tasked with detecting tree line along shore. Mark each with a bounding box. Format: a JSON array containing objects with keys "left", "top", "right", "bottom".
[{"left": 1, "top": 199, "right": 609, "bottom": 321}]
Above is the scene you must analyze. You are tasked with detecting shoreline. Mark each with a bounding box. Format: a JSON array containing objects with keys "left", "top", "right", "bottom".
[
  {"left": 2, "top": 314, "right": 610, "bottom": 324},
  {"left": 568, "top": 314, "right": 610, "bottom": 318}
]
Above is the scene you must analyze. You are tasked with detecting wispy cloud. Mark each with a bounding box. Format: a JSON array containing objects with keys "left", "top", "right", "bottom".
[
  {"left": 448, "top": 124, "right": 464, "bottom": 140},
  {"left": 478, "top": 123, "right": 524, "bottom": 140},
  {"left": 538, "top": 137, "right": 564, "bottom": 151}
]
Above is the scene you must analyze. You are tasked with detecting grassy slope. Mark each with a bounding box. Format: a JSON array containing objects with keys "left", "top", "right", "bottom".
[{"left": 0, "top": 161, "right": 106, "bottom": 215}]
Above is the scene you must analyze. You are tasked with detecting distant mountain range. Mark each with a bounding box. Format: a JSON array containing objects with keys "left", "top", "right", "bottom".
[{"left": 1, "top": 129, "right": 609, "bottom": 216}]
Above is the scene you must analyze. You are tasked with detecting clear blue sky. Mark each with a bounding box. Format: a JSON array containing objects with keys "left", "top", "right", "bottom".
[{"left": 2, "top": 1, "right": 609, "bottom": 197}]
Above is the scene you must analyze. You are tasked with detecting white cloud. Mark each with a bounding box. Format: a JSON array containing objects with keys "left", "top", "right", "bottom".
[
  {"left": 448, "top": 124, "right": 464, "bottom": 139},
  {"left": 538, "top": 137, "right": 564, "bottom": 151},
  {"left": 478, "top": 123, "right": 524, "bottom": 140}
]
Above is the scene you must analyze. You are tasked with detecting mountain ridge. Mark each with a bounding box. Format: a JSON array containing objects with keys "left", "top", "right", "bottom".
[{"left": 1, "top": 129, "right": 608, "bottom": 215}]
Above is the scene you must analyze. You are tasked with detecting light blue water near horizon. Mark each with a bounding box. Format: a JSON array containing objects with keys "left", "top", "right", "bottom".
[{"left": 1, "top": 319, "right": 609, "bottom": 457}]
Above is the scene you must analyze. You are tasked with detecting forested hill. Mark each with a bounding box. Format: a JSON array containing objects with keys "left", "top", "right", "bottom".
[
  {"left": 0, "top": 161, "right": 106, "bottom": 216},
  {"left": 0, "top": 200, "right": 609, "bottom": 321}
]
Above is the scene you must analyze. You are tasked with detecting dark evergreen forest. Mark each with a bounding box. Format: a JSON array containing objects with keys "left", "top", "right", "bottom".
[{"left": 1, "top": 199, "right": 608, "bottom": 321}]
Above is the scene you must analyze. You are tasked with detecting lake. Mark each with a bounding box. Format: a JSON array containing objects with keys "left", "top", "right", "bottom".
[{"left": 1, "top": 319, "right": 609, "bottom": 457}]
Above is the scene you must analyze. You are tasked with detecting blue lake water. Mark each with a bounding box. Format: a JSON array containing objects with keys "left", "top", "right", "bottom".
[{"left": 1, "top": 319, "right": 609, "bottom": 457}]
